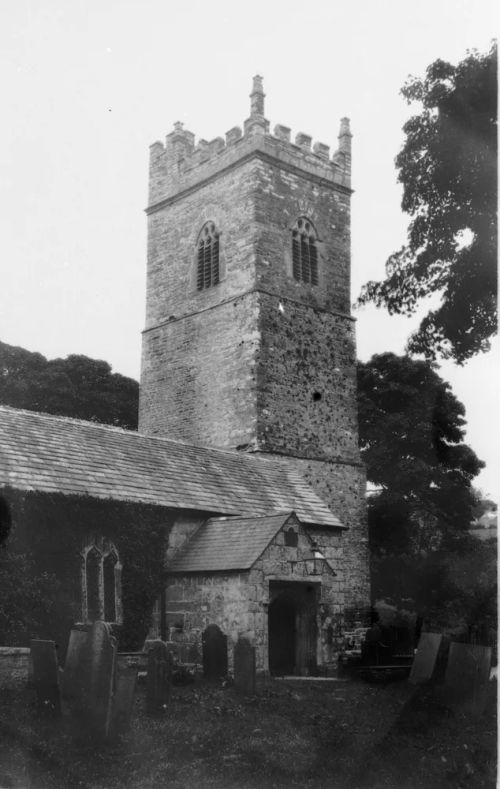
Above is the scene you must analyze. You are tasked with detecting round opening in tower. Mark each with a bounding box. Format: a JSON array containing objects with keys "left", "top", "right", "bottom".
[{"left": 312, "top": 392, "right": 322, "bottom": 402}]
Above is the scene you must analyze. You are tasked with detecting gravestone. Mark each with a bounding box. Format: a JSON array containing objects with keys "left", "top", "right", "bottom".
[
  {"left": 61, "top": 626, "right": 90, "bottom": 713},
  {"left": 234, "top": 637, "right": 256, "bottom": 695},
  {"left": 409, "top": 633, "right": 442, "bottom": 684},
  {"left": 202, "top": 624, "right": 228, "bottom": 681},
  {"left": 109, "top": 657, "right": 138, "bottom": 737},
  {"left": 444, "top": 642, "right": 492, "bottom": 715},
  {"left": 146, "top": 640, "right": 172, "bottom": 715},
  {"left": 86, "top": 621, "right": 117, "bottom": 738},
  {"left": 30, "top": 640, "right": 61, "bottom": 716}
]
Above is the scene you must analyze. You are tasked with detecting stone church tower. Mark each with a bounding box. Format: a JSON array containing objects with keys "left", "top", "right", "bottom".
[{"left": 140, "top": 77, "right": 369, "bottom": 609}]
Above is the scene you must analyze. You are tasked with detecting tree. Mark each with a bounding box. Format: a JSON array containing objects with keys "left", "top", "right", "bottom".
[
  {"left": 358, "top": 353, "right": 483, "bottom": 555},
  {"left": 358, "top": 44, "right": 497, "bottom": 364},
  {"left": 358, "top": 353, "right": 497, "bottom": 634},
  {"left": 357, "top": 353, "right": 490, "bottom": 624},
  {"left": 0, "top": 341, "right": 139, "bottom": 429}
]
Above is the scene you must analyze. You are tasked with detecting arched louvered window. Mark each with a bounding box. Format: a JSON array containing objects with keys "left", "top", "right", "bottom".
[
  {"left": 197, "top": 221, "right": 220, "bottom": 290},
  {"left": 292, "top": 217, "right": 318, "bottom": 285}
]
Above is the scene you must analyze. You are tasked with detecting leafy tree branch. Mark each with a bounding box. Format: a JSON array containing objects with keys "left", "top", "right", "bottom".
[{"left": 358, "top": 43, "right": 497, "bottom": 364}]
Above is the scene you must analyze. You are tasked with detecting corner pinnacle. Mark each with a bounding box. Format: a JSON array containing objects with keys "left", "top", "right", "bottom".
[{"left": 250, "top": 75, "right": 265, "bottom": 117}]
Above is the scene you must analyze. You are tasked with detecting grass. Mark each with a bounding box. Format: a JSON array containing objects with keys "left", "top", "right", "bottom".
[{"left": 0, "top": 674, "right": 496, "bottom": 788}]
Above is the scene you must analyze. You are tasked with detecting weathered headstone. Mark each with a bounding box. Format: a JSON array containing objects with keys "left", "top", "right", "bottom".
[
  {"left": 86, "top": 621, "right": 117, "bottom": 738},
  {"left": 61, "top": 626, "right": 90, "bottom": 713},
  {"left": 146, "top": 640, "right": 172, "bottom": 715},
  {"left": 30, "top": 640, "right": 61, "bottom": 716},
  {"left": 234, "top": 637, "right": 256, "bottom": 695},
  {"left": 109, "top": 657, "right": 138, "bottom": 737},
  {"left": 444, "top": 642, "right": 492, "bottom": 715},
  {"left": 202, "top": 624, "right": 228, "bottom": 681},
  {"left": 409, "top": 633, "right": 442, "bottom": 684}
]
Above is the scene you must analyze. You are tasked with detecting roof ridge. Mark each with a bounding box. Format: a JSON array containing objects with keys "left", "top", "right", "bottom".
[{"left": 207, "top": 511, "right": 293, "bottom": 523}]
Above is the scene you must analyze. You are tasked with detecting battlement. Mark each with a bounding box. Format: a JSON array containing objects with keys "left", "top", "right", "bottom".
[{"left": 148, "top": 76, "right": 352, "bottom": 210}]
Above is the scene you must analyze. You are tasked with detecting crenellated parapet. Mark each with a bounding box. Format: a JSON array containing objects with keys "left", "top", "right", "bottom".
[{"left": 148, "top": 76, "right": 352, "bottom": 210}]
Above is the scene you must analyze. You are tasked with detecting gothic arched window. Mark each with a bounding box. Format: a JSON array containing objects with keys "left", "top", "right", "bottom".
[
  {"left": 81, "top": 538, "right": 122, "bottom": 624},
  {"left": 196, "top": 221, "right": 220, "bottom": 290},
  {"left": 292, "top": 217, "right": 318, "bottom": 285}
]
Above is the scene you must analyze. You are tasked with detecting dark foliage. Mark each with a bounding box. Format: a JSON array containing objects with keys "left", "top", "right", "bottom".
[
  {"left": 358, "top": 352, "right": 483, "bottom": 554},
  {"left": 0, "top": 549, "right": 61, "bottom": 645},
  {"left": 0, "top": 490, "right": 169, "bottom": 653},
  {"left": 0, "top": 341, "right": 139, "bottom": 429},
  {"left": 357, "top": 353, "right": 494, "bottom": 629},
  {"left": 358, "top": 43, "right": 497, "bottom": 363}
]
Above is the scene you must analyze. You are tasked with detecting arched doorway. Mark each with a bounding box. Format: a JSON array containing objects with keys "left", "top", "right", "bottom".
[{"left": 268, "top": 582, "right": 318, "bottom": 676}]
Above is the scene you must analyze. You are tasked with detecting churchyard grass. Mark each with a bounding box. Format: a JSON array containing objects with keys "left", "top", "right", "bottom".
[{"left": 0, "top": 674, "right": 496, "bottom": 788}]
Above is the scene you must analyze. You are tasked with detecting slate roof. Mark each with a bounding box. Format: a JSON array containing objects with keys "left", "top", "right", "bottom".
[
  {"left": 0, "top": 406, "right": 343, "bottom": 527},
  {"left": 168, "top": 513, "right": 297, "bottom": 573}
]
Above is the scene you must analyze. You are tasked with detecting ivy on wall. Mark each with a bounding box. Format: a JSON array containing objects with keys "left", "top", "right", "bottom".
[{"left": 0, "top": 488, "right": 171, "bottom": 654}]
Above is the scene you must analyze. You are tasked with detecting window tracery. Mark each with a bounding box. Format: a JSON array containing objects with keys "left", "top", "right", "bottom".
[
  {"left": 292, "top": 217, "right": 319, "bottom": 285},
  {"left": 196, "top": 221, "right": 220, "bottom": 290},
  {"left": 80, "top": 537, "right": 122, "bottom": 624}
]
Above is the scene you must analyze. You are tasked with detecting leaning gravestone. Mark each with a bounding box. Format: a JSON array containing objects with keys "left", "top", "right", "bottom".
[
  {"left": 202, "top": 624, "right": 228, "bottom": 681},
  {"left": 61, "top": 626, "right": 90, "bottom": 713},
  {"left": 146, "top": 640, "right": 172, "bottom": 715},
  {"left": 30, "top": 640, "right": 61, "bottom": 716},
  {"left": 234, "top": 637, "right": 256, "bottom": 695},
  {"left": 409, "top": 633, "right": 442, "bottom": 685},
  {"left": 85, "top": 621, "right": 117, "bottom": 738},
  {"left": 444, "top": 642, "right": 492, "bottom": 716}
]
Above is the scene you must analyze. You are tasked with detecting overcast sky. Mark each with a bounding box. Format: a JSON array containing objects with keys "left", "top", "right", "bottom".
[{"left": 1, "top": 0, "right": 497, "bottom": 497}]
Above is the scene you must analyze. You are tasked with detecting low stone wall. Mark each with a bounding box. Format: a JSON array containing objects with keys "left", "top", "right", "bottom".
[{"left": 0, "top": 647, "right": 30, "bottom": 686}]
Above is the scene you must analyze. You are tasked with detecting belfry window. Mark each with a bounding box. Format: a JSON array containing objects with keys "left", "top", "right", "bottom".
[
  {"left": 197, "top": 221, "right": 220, "bottom": 290},
  {"left": 292, "top": 217, "right": 318, "bottom": 285},
  {"left": 81, "top": 538, "right": 122, "bottom": 624}
]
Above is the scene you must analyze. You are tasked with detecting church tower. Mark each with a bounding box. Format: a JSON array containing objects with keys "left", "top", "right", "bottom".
[{"left": 140, "top": 78, "right": 369, "bottom": 606}]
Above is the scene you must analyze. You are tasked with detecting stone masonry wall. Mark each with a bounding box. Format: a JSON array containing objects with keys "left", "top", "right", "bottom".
[
  {"left": 147, "top": 118, "right": 350, "bottom": 211},
  {"left": 143, "top": 159, "right": 259, "bottom": 330},
  {"left": 139, "top": 154, "right": 261, "bottom": 440},
  {"left": 140, "top": 292, "right": 260, "bottom": 446},
  {"left": 256, "top": 292, "right": 359, "bottom": 461},
  {"left": 141, "top": 110, "right": 353, "bottom": 451},
  {"left": 255, "top": 453, "right": 371, "bottom": 612},
  {"left": 140, "top": 149, "right": 354, "bottom": 454},
  {"left": 252, "top": 157, "right": 351, "bottom": 316},
  {"left": 165, "top": 515, "right": 353, "bottom": 673}
]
